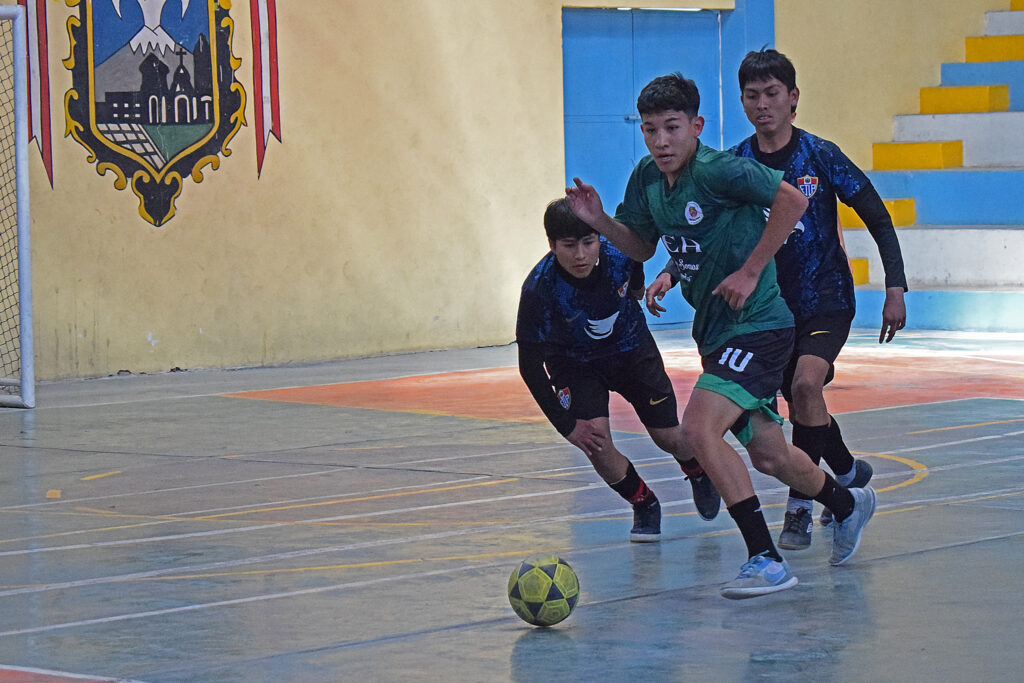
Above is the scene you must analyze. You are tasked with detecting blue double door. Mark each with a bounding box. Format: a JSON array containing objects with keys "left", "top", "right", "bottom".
[{"left": 562, "top": 6, "right": 769, "bottom": 325}]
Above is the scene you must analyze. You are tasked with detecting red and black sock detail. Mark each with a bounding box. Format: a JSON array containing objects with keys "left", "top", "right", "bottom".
[{"left": 610, "top": 462, "right": 658, "bottom": 508}]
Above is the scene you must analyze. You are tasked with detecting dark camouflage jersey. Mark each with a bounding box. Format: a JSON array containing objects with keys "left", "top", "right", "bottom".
[
  {"left": 516, "top": 239, "right": 651, "bottom": 363},
  {"left": 731, "top": 128, "right": 869, "bottom": 319}
]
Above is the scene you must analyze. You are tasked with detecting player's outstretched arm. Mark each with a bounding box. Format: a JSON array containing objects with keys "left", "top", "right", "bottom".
[
  {"left": 565, "top": 178, "right": 657, "bottom": 262},
  {"left": 714, "top": 182, "right": 808, "bottom": 310}
]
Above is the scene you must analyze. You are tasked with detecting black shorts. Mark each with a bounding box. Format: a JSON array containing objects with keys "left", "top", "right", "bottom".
[
  {"left": 547, "top": 344, "right": 679, "bottom": 430},
  {"left": 695, "top": 327, "right": 794, "bottom": 445},
  {"left": 780, "top": 311, "right": 854, "bottom": 403}
]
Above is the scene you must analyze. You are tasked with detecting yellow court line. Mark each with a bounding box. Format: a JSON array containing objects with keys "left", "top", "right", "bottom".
[
  {"left": 97, "top": 547, "right": 575, "bottom": 585},
  {"left": 906, "top": 417, "right": 1024, "bottom": 435},
  {"left": 852, "top": 451, "right": 929, "bottom": 492},
  {"left": 80, "top": 471, "right": 121, "bottom": 481},
  {"left": 187, "top": 477, "right": 521, "bottom": 521}
]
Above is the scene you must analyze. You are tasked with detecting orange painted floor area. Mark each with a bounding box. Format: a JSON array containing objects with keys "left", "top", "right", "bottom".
[{"left": 226, "top": 345, "right": 1024, "bottom": 433}]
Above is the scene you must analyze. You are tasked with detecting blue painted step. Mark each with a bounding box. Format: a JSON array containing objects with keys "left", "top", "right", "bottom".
[
  {"left": 941, "top": 60, "right": 1024, "bottom": 111},
  {"left": 868, "top": 168, "right": 1024, "bottom": 225}
]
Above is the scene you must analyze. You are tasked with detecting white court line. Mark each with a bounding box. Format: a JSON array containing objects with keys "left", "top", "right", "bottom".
[
  {"left": 2, "top": 452, "right": 1023, "bottom": 601},
  {"left": 5, "top": 397, "right": 1015, "bottom": 513},
  {"left": 2, "top": 430, "right": 1022, "bottom": 561},
  {"left": 2, "top": 494, "right": 1022, "bottom": 639},
  {"left": 884, "top": 429, "right": 1024, "bottom": 455}
]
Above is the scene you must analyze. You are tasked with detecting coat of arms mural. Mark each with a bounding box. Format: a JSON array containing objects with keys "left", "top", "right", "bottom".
[{"left": 63, "top": 0, "right": 245, "bottom": 226}]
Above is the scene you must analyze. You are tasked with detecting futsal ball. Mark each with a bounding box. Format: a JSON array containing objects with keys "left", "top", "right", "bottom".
[{"left": 507, "top": 554, "right": 579, "bottom": 627}]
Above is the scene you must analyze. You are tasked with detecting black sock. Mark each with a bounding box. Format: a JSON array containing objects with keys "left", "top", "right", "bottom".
[
  {"left": 811, "top": 472, "right": 855, "bottom": 522},
  {"left": 821, "top": 417, "right": 855, "bottom": 480},
  {"left": 727, "top": 496, "right": 781, "bottom": 561},
  {"left": 609, "top": 462, "right": 657, "bottom": 508},
  {"left": 789, "top": 420, "right": 827, "bottom": 501},
  {"left": 676, "top": 457, "right": 704, "bottom": 479}
]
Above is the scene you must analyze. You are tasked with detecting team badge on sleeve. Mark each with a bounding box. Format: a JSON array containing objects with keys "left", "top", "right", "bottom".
[
  {"left": 797, "top": 175, "right": 819, "bottom": 198},
  {"left": 557, "top": 387, "right": 571, "bottom": 410}
]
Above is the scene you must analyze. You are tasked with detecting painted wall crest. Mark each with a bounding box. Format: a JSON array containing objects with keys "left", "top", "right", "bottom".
[{"left": 63, "top": 0, "right": 245, "bottom": 226}]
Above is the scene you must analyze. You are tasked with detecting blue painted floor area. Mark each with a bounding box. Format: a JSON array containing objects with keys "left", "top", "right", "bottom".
[
  {"left": 855, "top": 288, "right": 1024, "bottom": 333},
  {"left": 0, "top": 331, "right": 1022, "bottom": 682}
]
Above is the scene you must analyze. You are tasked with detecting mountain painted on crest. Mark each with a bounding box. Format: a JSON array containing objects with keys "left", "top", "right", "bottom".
[{"left": 94, "top": 38, "right": 197, "bottom": 102}]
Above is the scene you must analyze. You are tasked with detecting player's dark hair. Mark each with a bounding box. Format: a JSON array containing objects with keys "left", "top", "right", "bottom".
[
  {"left": 544, "top": 198, "right": 598, "bottom": 241},
  {"left": 738, "top": 47, "right": 797, "bottom": 93},
  {"left": 636, "top": 73, "right": 700, "bottom": 119}
]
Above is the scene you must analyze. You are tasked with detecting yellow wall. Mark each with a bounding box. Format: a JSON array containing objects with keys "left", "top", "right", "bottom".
[
  {"left": 18, "top": 0, "right": 1011, "bottom": 379},
  {"left": 775, "top": 0, "right": 1007, "bottom": 168}
]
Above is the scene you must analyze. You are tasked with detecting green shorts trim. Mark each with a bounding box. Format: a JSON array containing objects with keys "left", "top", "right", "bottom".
[{"left": 695, "top": 373, "right": 783, "bottom": 446}]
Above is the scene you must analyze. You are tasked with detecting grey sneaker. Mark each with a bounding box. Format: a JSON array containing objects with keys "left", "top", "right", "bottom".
[
  {"left": 778, "top": 508, "right": 813, "bottom": 550},
  {"left": 630, "top": 500, "right": 661, "bottom": 542},
  {"left": 821, "top": 459, "right": 874, "bottom": 527},
  {"left": 688, "top": 473, "right": 721, "bottom": 521},
  {"left": 721, "top": 551, "right": 798, "bottom": 599},
  {"left": 830, "top": 486, "right": 877, "bottom": 565}
]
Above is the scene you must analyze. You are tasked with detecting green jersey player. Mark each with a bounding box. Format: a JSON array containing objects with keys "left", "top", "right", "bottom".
[{"left": 565, "top": 73, "right": 877, "bottom": 599}]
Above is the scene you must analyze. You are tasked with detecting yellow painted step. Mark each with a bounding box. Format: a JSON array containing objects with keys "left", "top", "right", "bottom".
[
  {"left": 849, "top": 258, "right": 869, "bottom": 286},
  {"left": 920, "top": 85, "right": 1009, "bottom": 113},
  {"left": 1012, "top": 0, "right": 1024, "bottom": 11},
  {"left": 965, "top": 34, "right": 1024, "bottom": 62},
  {"left": 872, "top": 141, "right": 963, "bottom": 170},
  {"left": 838, "top": 198, "right": 916, "bottom": 229}
]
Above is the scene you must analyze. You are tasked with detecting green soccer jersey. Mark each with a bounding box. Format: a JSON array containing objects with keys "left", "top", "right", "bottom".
[{"left": 615, "top": 141, "right": 794, "bottom": 355}]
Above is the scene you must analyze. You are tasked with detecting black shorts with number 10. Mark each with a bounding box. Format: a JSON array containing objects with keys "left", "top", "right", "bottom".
[{"left": 546, "top": 341, "right": 678, "bottom": 430}]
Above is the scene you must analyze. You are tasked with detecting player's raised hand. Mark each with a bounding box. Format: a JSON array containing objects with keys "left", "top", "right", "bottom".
[
  {"left": 645, "top": 272, "right": 674, "bottom": 317},
  {"left": 566, "top": 418, "right": 607, "bottom": 457},
  {"left": 712, "top": 270, "right": 757, "bottom": 311},
  {"left": 565, "top": 178, "right": 604, "bottom": 225},
  {"left": 880, "top": 286, "right": 907, "bottom": 343}
]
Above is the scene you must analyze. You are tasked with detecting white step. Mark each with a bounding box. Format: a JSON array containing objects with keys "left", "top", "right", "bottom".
[
  {"left": 985, "top": 11, "right": 1024, "bottom": 36},
  {"left": 892, "top": 111, "right": 1024, "bottom": 167},
  {"left": 843, "top": 225, "right": 1024, "bottom": 288}
]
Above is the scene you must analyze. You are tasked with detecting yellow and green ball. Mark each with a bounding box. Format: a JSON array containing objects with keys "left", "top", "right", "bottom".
[{"left": 507, "top": 554, "right": 579, "bottom": 626}]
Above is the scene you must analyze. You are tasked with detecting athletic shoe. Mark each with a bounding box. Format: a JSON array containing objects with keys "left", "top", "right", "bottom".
[
  {"left": 630, "top": 500, "right": 661, "bottom": 542},
  {"left": 820, "top": 459, "right": 874, "bottom": 527},
  {"left": 778, "top": 508, "right": 813, "bottom": 550},
  {"left": 688, "top": 473, "right": 721, "bottom": 521},
  {"left": 720, "top": 551, "right": 798, "bottom": 599},
  {"left": 830, "top": 486, "right": 877, "bottom": 566}
]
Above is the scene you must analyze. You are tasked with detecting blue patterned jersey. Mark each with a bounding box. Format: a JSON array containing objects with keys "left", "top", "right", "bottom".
[
  {"left": 731, "top": 128, "right": 869, "bottom": 319},
  {"left": 516, "top": 240, "right": 651, "bottom": 362}
]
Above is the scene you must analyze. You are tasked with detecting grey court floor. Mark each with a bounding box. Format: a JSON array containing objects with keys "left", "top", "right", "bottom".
[{"left": 0, "top": 328, "right": 1022, "bottom": 682}]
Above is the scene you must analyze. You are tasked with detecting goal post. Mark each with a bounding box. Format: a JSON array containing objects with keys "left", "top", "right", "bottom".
[{"left": 0, "top": 4, "right": 33, "bottom": 409}]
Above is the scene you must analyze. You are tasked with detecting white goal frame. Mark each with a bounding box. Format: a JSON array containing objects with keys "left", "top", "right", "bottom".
[{"left": 0, "top": 4, "right": 33, "bottom": 408}]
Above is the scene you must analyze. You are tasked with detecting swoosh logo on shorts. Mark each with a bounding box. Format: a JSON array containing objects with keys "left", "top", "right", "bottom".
[
  {"left": 649, "top": 396, "right": 669, "bottom": 406},
  {"left": 810, "top": 330, "right": 830, "bottom": 336}
]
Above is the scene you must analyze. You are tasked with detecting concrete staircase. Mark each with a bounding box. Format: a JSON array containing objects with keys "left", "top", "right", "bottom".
[{"left": 841, "top": 0, "right": 1024, "bottom": 332}]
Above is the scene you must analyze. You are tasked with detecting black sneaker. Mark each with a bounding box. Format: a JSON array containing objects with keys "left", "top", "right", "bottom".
[
  {"left": 688, "top": 474, "right": 721, "bottom": 521},
  {"left": 821, "top": 459, "right": 873, "bottom": 527},
  {"left": 630, "top": 500, "right": 661, "bottom": 542},
  {"left": 778, "top": 508, "right": 813, "bottom": 550}
]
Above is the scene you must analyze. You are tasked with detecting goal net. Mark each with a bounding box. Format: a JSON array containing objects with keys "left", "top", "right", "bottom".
[{"left": 0, "top": 5, "right": 33, "bottom": 408}]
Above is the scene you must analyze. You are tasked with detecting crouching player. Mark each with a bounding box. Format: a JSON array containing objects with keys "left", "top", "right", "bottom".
[{"left": 516, "top": 198, "right": 721, "bottom": 541}]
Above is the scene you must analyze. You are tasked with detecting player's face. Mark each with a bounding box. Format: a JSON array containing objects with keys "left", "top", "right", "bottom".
[
  {"left": 549, "top": 233, "right": 601, "bottom": 279},
  {"left": 741, "top": 77, "right": 799, "bottom": 138},
  {"left": 640, "top": 110, "right": 705, "bottom": 187}
]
